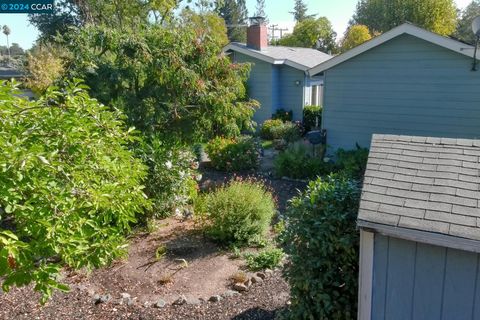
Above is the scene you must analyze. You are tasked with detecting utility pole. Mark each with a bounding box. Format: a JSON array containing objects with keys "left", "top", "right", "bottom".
[{"left": 268, "top": 24, "right": 288, "bottom": 43}]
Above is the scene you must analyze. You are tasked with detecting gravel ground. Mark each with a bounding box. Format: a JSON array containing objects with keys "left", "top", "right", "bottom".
[{"left": 0, "top": 270, "right": 289, "bottom": 320}]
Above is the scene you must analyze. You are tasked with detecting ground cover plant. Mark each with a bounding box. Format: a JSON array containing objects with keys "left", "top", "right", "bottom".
[
  {"left": 274, "top": 144, "right": 334, "bottom": 179},
  {"left": 280, "top": 174, "right": 360, "bottom": 319},
  {"left": 0, "top": 81, "right": 149, "bottom": 302},
  {"left": 244, "top": 247, "right": 284, "bottom": 271}
]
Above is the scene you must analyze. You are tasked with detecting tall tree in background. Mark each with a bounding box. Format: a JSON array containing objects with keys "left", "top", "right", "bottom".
[
  {"left": 455, "top": 0, "right": 480, "bottom": 44},
  {"left": 29, "top": 0, "right": 179, "bottom": 41},
  {"left": 2, "top": 25, "right": 10, "bottom": 58},
  {"left": 278, "top": 17, "right": 337, "bottom": 53},
  {"left": 215, "top": 0, "right": 248, "bottom": 43},
  {"left": 290, "top": 0, "right": 315, "bottom": 22},
  {"left": 340, "top": 24, "right": 372, "bottom": 52},
  {"left": 352, "top": 0, "right": 457, "bottom": 36},
  {"left": 254, "top": 0, "right": 267, "bottom": 20}
]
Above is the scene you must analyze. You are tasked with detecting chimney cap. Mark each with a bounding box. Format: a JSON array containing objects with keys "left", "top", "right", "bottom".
[{"left": 249, "top": 16, "right": 266, "bottom": 25}]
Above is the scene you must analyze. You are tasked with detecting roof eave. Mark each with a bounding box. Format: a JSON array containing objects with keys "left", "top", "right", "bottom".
[
  {"left": 308, "top": 23, "right": 476, "bottom": 77},
  {"left": 358, "top": 220, "right": 480, "bottom": 254}
]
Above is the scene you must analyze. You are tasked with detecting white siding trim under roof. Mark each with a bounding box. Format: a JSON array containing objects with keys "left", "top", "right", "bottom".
[{"left": 308, "top": 23, "right": 475, "bottom": 76}]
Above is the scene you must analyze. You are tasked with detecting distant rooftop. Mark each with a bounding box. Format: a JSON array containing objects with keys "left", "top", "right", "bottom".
[
  {"left": 358, "top": 134, "right": 480, "bottom": 245},
  {"left": 0, "top": 66, "right": 24, "bottom": 79},
  {"left": 225, "top": 42, "right": 332, "bottom": 70}
]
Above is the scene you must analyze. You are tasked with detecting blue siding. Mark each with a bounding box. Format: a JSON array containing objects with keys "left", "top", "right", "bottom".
[
  {"left": 234, "top": 52, "right": 275, "bottom": 124},
  {"left": 323, "top": 34, "right": 480, "bottom": 151},
  {"left": 232, "top": 52, "right": 305, "bottom": 124},
  {"left": 278, "top": 65, "right": 305, "bottom": 121},
  {"left": 372, "top": 235, "right": 480, "bottom": 320}
]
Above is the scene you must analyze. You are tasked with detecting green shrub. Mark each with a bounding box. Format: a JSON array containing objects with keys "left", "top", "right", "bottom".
[
  {"left": 244, "top": 247, "right": 284, "bottom": 271},
  {"left": 261, "top": 120, "right": 302, "bottom": 143},
  {"left": 274, "top": 144, "right": 334, "bottom": 179},
  {"left": 206, "top": 136, "right": 260, "bottom": 172},
  {"left": 134, "top": 136, "right": 199, "bottom": 218},
  {"left": 280, "top": 174, "right": 360, "bottom": 319},
  {"left": 335, "top": 145, "right": 369, "bottom": 178},
  {"left": 272, "top": 108, "right": 293, "bottom": 122},
  {"left": 196, "top": 179, "right": 276, "bottom": 246},
  {"left": 303, "top": 105, "right": 322, "bottom": 132},
  {"left": 260, "top": 119, "right": 284, "bottom": 140},
  {"left": 0, "top": 81, "right": 150, "bottom": 302}
]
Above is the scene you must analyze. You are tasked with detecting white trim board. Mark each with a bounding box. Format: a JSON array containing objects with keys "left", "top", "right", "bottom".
[
  {"left": 224, "top": 43, "right": 310, "bottom": 71},
  {"left": 308, "top": 22, "right": 476, "bottom": 76},
  {"left": 358, "top": 230, "right": 374, "bottom": 320}
]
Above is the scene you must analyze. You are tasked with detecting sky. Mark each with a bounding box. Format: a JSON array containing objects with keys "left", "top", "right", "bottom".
[{"left": 0, "top": 0, "right": 475, "bottom": 50}]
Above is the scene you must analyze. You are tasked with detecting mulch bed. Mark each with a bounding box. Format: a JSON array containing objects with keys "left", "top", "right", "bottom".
[{"left": 0, "top": 169, "right": 305, "bottom": 320}]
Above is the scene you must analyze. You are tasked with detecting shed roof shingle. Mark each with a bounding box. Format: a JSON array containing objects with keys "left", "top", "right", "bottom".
[{"left": 358, "top": 134, "right": 480, "bottom": 241}]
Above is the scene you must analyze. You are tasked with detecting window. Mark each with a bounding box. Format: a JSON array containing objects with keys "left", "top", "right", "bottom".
[{"left": 311, "top": 85, "right": 324, "bottom": 106}]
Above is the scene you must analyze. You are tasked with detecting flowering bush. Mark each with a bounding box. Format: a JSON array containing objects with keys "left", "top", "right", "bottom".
[
  {"left": 206, "top": 136, "right": 260, "bottom": 172},
  {"left": 134, "top": 136, "right": 199, "bottom": 218},
  {"left": 260, "top": 119, "right": 284, "bottom": 140}
]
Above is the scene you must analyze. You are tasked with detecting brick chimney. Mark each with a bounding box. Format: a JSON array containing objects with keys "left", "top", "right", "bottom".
[{"left": 247, "top": 17, "right": 268, "bottom": 51}]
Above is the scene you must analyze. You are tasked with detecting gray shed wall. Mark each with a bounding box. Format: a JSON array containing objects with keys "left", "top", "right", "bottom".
[
  {"left": 372, "top": 234, "right": 480, "bottom": 320},
  {"left": 323, "top": 34, "right": 480, "bottom": 151}
]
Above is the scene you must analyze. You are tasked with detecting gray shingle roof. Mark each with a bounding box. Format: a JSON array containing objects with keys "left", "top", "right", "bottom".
[
  {"left": 228, "top": 43, "right": 332, "bottom": 69},
  {"left": 358, "top": 134, "right": 480, "bottom": 241}
]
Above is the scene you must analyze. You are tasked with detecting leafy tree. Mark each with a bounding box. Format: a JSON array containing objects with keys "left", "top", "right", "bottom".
[
  {"left": 340, "top": 24, "right": 372, "bottom": 52},
  {"left": 290, "top": 0, "right": 316, "bottom": 22},
  {"left": 60, "top": 22, "right": 258, "bottom": 142},
  {"left": 215, "top": 0, "right": 248, "bottom": 42},
  {"left": 254, "top": 0, "right": 267, "bottom": 21},
  {"left": 278, "top": 17, "right": 337, "bottom": 53},
  {"left": 0, "top": 80, "right": 150, "bottom": 302},
  {"left": 352, "top": 0, "right": 457, "bottom": 36},
  {"left": 181, "top": 8, "right": 229, "bottom": 47},
  {"left": 24, "top": 44, "right": 66, "bottom": 94},
  {"left": 9, "top": 43, "right": 24, "bottom": 56},
  {"left": 29, "top": 0, "right": 179, "bottom": 40},
  {"left": 455, "top": 0, "right": 480, "bottom": 44}
]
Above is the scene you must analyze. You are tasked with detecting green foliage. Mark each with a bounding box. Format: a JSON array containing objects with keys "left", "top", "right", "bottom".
[
  {"left": 340, "top": 24, "right": 372, "bottom": 52},
  {"left": 335, "top": 146, "right": 369, "bottom": 178},
  {"left": 455, "top": 0, "right": 480, "bottom": 44},
  {"left": 352, "top": 0, "right": 457, "bottom": 36},
  {"left": 289, "top": 0, "right": 316, "bottom": 22},
  {"left": 215, "top": 0, "right": 249, "bottom": 43},
  {"left": 244, "top": 247, "right": 284, "bottom": 271},
  {"left": 272, "top": 109, "right": 293, "bottom": 122},
  {"left": 260, "top": 120, "right": 302, "bottom": 143},
  {"left": 60, "top": 21, "right": 258, "bottom": 143},
  {"left": 278, "top": 17, "right": 337, "bottom": 53},
  {"left": 280, "top": 174, "right": 360, "bottom": 319},
  {"left": 274, "top": 144, "right": 334, "bottom": 179},
  {"left": 206, "top": 136, "right": 260, "bottom": 172},
  {"left": 0, "top": 80, "right": 149, "bottom": 302},
  {"left": 133, "top": 135, "right": 199, "bottom": 218},
  {"left": 24, "top": 44, "right": 66, "bottom": 95},
  {"left": 196, "top": 179, "right": 276, "bottom": 246},
  {"left": 303, "top": 105, "right": 322, "bottom": 132}
]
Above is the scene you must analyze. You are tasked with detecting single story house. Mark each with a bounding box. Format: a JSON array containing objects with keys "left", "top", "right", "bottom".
[
  {"left": 357, "top": 134, "right": 480, "bottom": 320},
  {"left": 224, "top": 19, "right": 332, "bottom": 124},
  {"left": 308, "top": 23, "right": 480, "bottom": 151}
]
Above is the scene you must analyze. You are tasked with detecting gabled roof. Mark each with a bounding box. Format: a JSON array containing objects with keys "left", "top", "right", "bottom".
[
  {"left": 308, "top": 23, "right": 476, "bottom": 76},
  {"left": 358, "top": 134, "right": 480, "bottom": 253},
  {"left": 224, "top": 42, "right": 332, "bottom": 71}
]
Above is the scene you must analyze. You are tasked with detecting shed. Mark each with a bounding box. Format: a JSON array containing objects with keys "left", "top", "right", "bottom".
[
  {"left": 357, "top": 134, "right": 480, "bottom": 320},
  {"left": 308, "top": 23, "right": 480, "bottom": 151}
]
